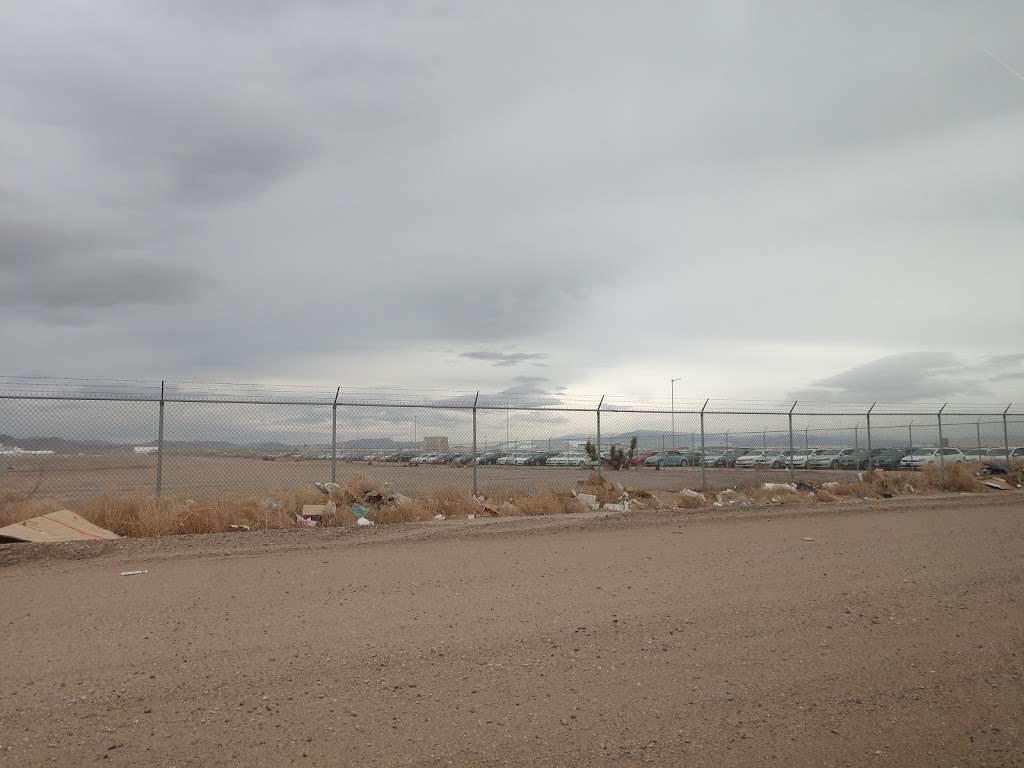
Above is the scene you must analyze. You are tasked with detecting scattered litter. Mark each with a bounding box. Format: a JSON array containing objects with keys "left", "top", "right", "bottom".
[
  {"left": 795, "top": 480, "right": 816, "bottom": 492},
  {"left": 467, "top": 513, "right": 475, "bottom": 520},
  {"left": 120, "top": 570, "right": 148, "bottom": 576},
  {"left": 678, "top": 488, "right": 706, "bottom": 502},
  {"left": 602, "top": 501, "right": 630, "bottom": 513},
  {"left": 301, "top": 503, "right": 332, "bottom": 524},
  {"left": 227, "top": 523, "right": 251, "bottom": 531},
  {"left": 802, "top": 537, "right": 815, "bottom": 542},
  {"left": 979, "top": 462, "right": 1008, "bottom": 477},
  {"left": 0, "top": 510, "right": 120, "bottom": 544},
  {"left": 481, "top": 503, "right": 499, "bottom": 517},
  {"left": 575, "top": 492, "right": 599, "bottom": 511},
  {"left": 981, "top": 477, "right": 1012, "bottom": 491},
  {"left": 762, "top": 482, "right": 797, "bottom": 493},
  {"left": 822, "top": 481, "right": 841, "bottom": 490},
  {"left": 433, "top": 514, "right": 446, "bottom": 520},
  {"left": 351, "top": 503, "right": 370, "bottom": 518},
  {"left": 356, "top": 517, "right": 374, "bottom": 526}
]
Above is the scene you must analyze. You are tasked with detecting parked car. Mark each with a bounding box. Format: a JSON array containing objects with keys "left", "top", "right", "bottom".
[
  {"left": 807, "top": 448, "right": 860, "bottom": 469},
  {"left": 701, "top": 448, "right": 747, "bottom": 467},
  {"left": 630, "top": 450, "right": 660, "bottom": 466},
  {"left": 645, "top": 450, "right": 689, "bottom": 468},
  {"left": 735, "top": 450, "right": 771, "bottom": 468},
  {"left": 548, "top": 451, "right": 592, "bottom": 467},
  {"left": 985, "top": 447, "right": 1023, "bottom": 461},
  {"left": 409, "top": 453, "right": 439, "bottom": 465},
  {"left": 473, "top": 451, "right": 501, "bottom": 465},
  {"left": 836, "top": 449, "right": 870, "bottom": 470},
  {"left": 757, "top": 449, "right": 796, "bottom": 469},
  {"left": 863, "top": 448, "right": 908, "bottom": 470},
  {"left": 899, "top": 447, "right": 965, "bottom": 469},
  {"left": 787, "top": 448, "right": 831, "bottom": 469},
  {"left": 961, "top": 447, "right": 991, "bottom": 462}
]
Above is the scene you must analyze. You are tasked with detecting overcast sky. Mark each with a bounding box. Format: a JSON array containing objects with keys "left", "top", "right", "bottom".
[{"left": 2, "top": 1, "right": 1022, "bottom": 406}]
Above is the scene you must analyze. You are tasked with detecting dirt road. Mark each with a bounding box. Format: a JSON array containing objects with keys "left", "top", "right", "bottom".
[{"left": 2, "top": 494, "right": 1023, "bottom": 767}]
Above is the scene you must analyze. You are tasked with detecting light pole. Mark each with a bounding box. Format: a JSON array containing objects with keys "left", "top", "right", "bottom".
[{"left": 671, "top": 377, "right": 682, "bottom": 450}]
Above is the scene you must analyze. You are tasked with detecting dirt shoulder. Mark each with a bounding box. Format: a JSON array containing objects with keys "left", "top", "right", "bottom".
[{"left": 2, "top": 492, "right": 1022, "bottom": 767}]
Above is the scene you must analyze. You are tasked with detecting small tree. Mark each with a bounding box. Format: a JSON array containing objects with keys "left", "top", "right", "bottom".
[{"left": 584, "top": 441, "right": 598, "bottom": 461}]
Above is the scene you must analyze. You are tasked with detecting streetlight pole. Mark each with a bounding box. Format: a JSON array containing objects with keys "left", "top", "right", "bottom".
[{"left": 671, "top": 377, "right": 681, "bottom": 450}]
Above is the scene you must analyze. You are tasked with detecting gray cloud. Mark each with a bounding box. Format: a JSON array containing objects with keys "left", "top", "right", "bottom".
[
  {"left": 459, "top": 350, "right": 548, "bottom": 367},
  {"left": 791, "top": 352, "right": 1023, "bottom": 403},
  {"left": 0, "top": 258, "right": 211, "bottom": 309},
  {"left": 0, "top": 1, "right": 1021, "bottom": 395}
]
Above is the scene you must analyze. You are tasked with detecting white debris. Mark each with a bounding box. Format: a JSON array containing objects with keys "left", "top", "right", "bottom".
[
  {"left": 467, "top": 513, "right": 475, "bottom": 520},
  {"left": 433, "top": 514, "right": 446, "bottom": 520},
  {"left": 120, "top": 570, "right": 148, "bottom": 576},
  {"left": 678, "top": 489, "right": 706, "bottom": 503},
  {"left": 356, "top": 516, "right": 374, "bottom": 526},
  {"left": 762, "top": 482, "right": 797, "bottom": 493},
  {"left": 602, "top": 500, "right": 631, "bottom": 513},
  {"left": 575, "top": 492, "right": 599, "bottom": 510}
]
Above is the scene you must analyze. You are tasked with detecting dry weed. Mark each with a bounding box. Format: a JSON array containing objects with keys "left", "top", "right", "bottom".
[
  {"left": 515, "top": 489, "right": 584, "bottom": 516},
  {"left": 673, "top": 492, "right": 705, "bottom": 510},
  {"left": 576, "top": 476, "right": 623, "bottom": 505}
]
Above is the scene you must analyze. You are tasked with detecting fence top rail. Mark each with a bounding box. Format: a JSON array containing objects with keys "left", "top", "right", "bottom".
[{"left": 0, "top": 377, "right": 1019, "bottom": 416}]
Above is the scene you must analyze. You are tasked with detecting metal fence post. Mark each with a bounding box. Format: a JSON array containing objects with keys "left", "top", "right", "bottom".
[
  {"left": 1004, "top": 403, "right": 1013, "bottom": 469},
  {"left": 866, "top": 402, "right": 875, "bottom": 471},
  {"left": 331, "top": 386, "right": 340, "bottom": 483},
  {"left": 596, "top": 395, "right": 604, "bottom": 479},
  {"left": 937, "top": 403, "right": 947, "bottom": 468},
  {"left": 787, "top": 400, "right": 797, "bottom": 482},
  {"left": 155, "top": 380, "right": 165, "bottom": 499},
  {"left": 472, "top": 391, "right": 479, "bottom": 496},
  {"left": 700, "top": 399, "right": 708, "bottom": 489}
]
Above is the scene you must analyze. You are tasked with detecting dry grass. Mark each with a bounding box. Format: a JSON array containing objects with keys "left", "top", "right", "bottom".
[
  {"left": 576, "top": 476, "right": 624, "bottom": 505},
  {"left": 0, "top": 462, "right": 1004, "bottom": 541},
  {"left": 673, "top": 492, "right": 706, "bottom": 510},
  {"left": 923, "top": 463, "right": 980, "bottom": 492}
]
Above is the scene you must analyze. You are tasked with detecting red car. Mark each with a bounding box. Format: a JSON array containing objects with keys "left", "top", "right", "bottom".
[{"left": 630, "top": 450, "right": 659, "bottom": 466}]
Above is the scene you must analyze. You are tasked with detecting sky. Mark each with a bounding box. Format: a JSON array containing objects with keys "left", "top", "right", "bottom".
[{"left": 2, "top": 0, "right": 1023, "bottom": 407}]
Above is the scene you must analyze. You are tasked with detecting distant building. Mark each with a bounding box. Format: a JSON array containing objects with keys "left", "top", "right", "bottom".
[
  {"left": 423, "top": 436, "right": 449, "bottom": 451},
  {"left": 133, "top": 446, "right": 159, "bottom": 454}
]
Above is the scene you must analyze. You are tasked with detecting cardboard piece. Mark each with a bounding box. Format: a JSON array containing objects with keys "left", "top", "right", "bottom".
[{"left": 0, "top": 510, "right": 120, "bottom": 543}]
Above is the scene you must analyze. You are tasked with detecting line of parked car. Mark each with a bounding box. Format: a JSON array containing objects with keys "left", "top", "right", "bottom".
[
  {"left": 349, "top": 449, "right": 597, "bottom": 466},
  {"left": 634, "top": 446, "right": 1023, "bottom": 470},
  {"left": 341, "top": 445, "right": 1022, "bottom": 470}
]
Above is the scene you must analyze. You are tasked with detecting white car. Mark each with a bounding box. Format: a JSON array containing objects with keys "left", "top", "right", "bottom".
[
  {"left": 735, "top": 450, "right": 770, "bottom": 468},
  {"left": 807, "top": 448, "right": 859, "bottom": 469},
  {"left": 547, "top": 452, "right": 592, "bottom": 467},
  {"left": 899, "top": 447, "right": 964, "bottom": 469},
  {"left": 409, "top": 453, "right": 440, "bottom": 465},
  {"left": 789, "top": 448, "right": 831, "bottom": 469}
]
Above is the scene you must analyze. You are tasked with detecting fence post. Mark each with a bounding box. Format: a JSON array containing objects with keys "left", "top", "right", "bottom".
[
  {"left": 155, "top": 380, "right": 165, "bottom": 499},
  {"left": 331, "top": 386, "right": 340, "bottom": 483},
  {"left": 1004, "top": 403, "right": 1013, "bottom": 469},
  {"left": 787, "top": 400, "right": 797, "bottom": 482},
  {"left": 976, "top": 417, "right": 982, "bottom": 455},
  {"left": 937, "top": 403, "right": 947, "bottom": 468},
  {"left": 866, "top": 402, "right": 875, "bottom": 471},
  {"left": 472, "top": 391, "right": 479, "bottom": 496},
  {"left": 700, "top": 399, "right": 708, "bottom": 489},
  {"left": 596, "top": 395, "right": 604, "bottom": 479}
]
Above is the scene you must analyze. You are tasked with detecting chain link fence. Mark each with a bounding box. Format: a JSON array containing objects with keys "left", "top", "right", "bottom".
[{"left": 1, "top": 378, "right": 1020, "bottom": 504}]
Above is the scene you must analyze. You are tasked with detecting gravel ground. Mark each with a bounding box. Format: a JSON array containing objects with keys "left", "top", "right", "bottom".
[{"left": 2, "top": 492, "right": 1022, "bottom": 767}]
